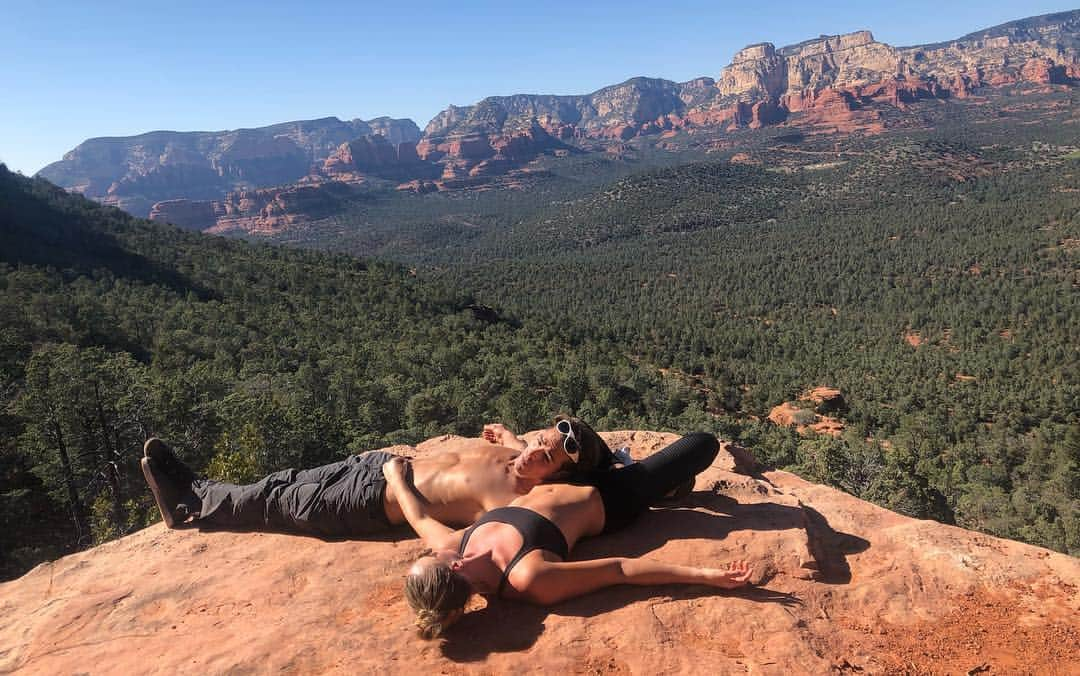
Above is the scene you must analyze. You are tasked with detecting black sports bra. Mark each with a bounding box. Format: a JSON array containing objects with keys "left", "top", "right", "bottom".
[{"left": 458, "top": 506, "right": 570, "bottom": 597}]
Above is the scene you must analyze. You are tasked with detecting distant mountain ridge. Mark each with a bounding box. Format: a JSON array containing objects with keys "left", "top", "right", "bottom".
[
  {"left": 422, "top": 76, "right": 719, "bottom": 137},
  {"left": 36, "top": 9, "right": 1080, "bottom": 228},
  {"left": 425, "top": 10, "right": 1080, "bottom": 138},
  {"left": 920, "top": 8, "right": 1080, "bottom": 49},
  {"left": 37, "top": 117, "right": 420, "bottom": 217}
]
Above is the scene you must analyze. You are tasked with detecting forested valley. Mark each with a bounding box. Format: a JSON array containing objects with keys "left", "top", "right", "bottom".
[
  {"left": 2, "top": 89, "right": 1078, "bottom": 580},
  {"left": 0, "top": 166, "right": 639, "bottom": 577}
]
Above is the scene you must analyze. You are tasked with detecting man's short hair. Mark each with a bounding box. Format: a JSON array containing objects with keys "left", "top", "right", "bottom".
[{"left": 554, "top": 415, "right": 614, "bottom": 472}]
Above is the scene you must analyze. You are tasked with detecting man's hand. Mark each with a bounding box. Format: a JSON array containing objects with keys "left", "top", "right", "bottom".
[
  {"left": 705, "top": 560, "right": 753, "bottom": 589},
  {"left": 380, "top": 455, "right": 457, "bottom": 549},
  {"left": 382, "top": 456, "right": 410, "bottom": 484},
  {"left": 482, "top": 423, "right": 517, "bottom": 446}
]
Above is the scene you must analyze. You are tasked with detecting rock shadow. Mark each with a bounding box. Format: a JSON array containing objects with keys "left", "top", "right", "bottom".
[
  {"left": 571, "top": 491, "right": 869, "bottom": 585},
  {"left": 552, "top": 583, "right": 802, "bottom": 619},
  {"left": 801, "top": 505, "right": 870, "bottom": 584},
  {"left": 439, "top": 583, "right": 799, "bottom": 663},
  {"left": 439, "top": 600, "right": 547, "bottom": 662}
]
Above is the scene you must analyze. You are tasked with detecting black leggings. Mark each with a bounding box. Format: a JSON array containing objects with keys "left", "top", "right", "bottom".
[{"left": 583, "top": 432, "right": 719, "bottom": 533}]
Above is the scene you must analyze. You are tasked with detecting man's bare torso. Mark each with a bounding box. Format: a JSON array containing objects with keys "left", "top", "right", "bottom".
[{"left": 381, "top": 438, "right": 535, "bottom": 527}]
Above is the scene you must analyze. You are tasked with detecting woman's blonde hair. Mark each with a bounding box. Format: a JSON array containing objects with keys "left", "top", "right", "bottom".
[{"left": 404, "top": 559, "right": 471, "bottom": 639}]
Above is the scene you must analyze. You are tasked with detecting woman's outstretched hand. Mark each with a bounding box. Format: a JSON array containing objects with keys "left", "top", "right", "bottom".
[{"left": 706, "top": 560, "right": 753, "bottom": 589}]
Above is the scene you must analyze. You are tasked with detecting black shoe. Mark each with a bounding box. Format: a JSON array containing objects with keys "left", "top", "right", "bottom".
[
  {"left": 144, "top": 438, "right": 197, "bottom": 486},
  {"left": 141, "top": 441, "right": 200, "bottom": 528}
]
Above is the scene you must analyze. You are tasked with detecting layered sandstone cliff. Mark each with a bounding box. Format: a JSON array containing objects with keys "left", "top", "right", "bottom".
[
  {"left": 715, "top": 13, "right": 1080, "bottom": 105},
  {"left": 416, "top": 119, "right": 573, "bottom": 180},
  {"left": 1, "top": 431, "right": 1077, "bottom": 674},
  {"left": 321, "top": 134, "right": 434, "bottom": 182},
  {"left": 717, "top": 32, "right": 901, "bottom": 101},
  {"left": 150, "top": 181, "right": 362, "bottom": 235}
]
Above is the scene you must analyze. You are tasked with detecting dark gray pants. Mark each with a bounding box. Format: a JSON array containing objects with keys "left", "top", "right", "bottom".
[{"left": 193, "top": 451, "right": 396, "bottom": 537}]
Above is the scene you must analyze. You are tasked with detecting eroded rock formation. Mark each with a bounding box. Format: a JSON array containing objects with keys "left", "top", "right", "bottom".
[
  {"left": 717, "top": 11, "right": 1079, "bottom": 103},
  {"left": 416, "top": 120, "right": 572, "bottom": 180},
  {"left": 769, "top": 388, "right": 848, "bottom": 437},
  {"left": 151, "top": 182, "right": 362, "bottom": 235},
  {"left": 147, "top": 199, "right": 218, "bottom": 232},
  {"left": 322, "top": 135, "right": 431, "bottom": 181}
]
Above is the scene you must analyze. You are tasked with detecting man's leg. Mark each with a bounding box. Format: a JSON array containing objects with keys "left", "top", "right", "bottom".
[
  {"left": 144, "top": 440, "right": 399, "bottom": 537},
  {"left": 194, "top": 459, "right": 355, "bottom": 531},
  {"left": 300, "top": 451, "right": 397, "bottom": 537},
  {"left": 143, "top": 437, "right": 360, "bottom": 532},
  {"left": 195, "top": 452, "right": 398, "bottom": 536}
]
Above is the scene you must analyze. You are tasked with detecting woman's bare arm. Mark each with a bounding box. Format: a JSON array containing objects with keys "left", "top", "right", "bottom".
[
  {"left": 382, "top": 457, "right": 462, "bottom": 550},
  {"left": 517, "top": 557, "right": 752, "bottom": 605}
]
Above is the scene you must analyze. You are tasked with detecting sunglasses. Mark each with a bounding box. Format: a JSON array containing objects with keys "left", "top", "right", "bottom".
[{"left": 556, "top": 420, "right": 581, "bottom": 461}]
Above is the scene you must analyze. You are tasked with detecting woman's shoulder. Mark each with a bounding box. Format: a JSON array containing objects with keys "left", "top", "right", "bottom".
[{"left": 501, "top": 550, "right": 563, "bottom": 600}]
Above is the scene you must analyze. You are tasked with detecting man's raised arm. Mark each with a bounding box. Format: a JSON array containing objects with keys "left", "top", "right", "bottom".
[{"left": 481, "top": 423, "right": 527, "bottom": 450}]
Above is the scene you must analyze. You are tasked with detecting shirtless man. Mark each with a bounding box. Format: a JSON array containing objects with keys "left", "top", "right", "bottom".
[{"left": 140, "top": 416, "right": 615, "bottom": 538}]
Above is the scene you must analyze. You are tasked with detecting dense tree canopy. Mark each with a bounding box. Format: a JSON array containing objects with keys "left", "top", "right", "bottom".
[{"left": 1, "top": 89, "right": 1078, "bottom": 579}]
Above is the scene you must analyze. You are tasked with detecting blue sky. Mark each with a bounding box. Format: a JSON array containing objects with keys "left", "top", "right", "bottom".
[{"left": 0, "top": 1, "right": 1073, "bottom": 174}]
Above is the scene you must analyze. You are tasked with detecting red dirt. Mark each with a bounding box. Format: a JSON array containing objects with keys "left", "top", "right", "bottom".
[{"left": 844, "top": 587, "right": 1080, "bottom": 675}]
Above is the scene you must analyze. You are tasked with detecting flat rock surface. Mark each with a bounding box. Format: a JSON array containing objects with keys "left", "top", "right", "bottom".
[{"left": 1, "top": 431, "right": 1077, "bottom": 675}]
